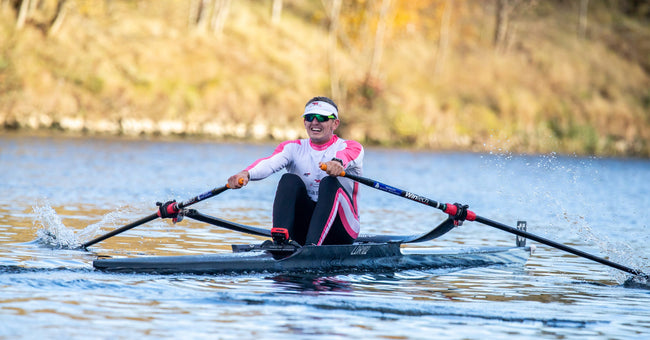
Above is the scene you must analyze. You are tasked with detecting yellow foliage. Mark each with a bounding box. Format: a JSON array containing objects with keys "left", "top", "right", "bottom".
[{"left": 0, "top": 0, "right": 649, "bottom": 156}]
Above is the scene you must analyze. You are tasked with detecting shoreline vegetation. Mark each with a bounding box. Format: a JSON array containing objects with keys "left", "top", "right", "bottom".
[{"left": 1, "top": 1, "right": 649, "bottom": 157}]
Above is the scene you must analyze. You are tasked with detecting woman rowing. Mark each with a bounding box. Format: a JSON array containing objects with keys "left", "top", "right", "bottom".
[{"left": 227, "top": 96, "right": 364, "bottom": 246}]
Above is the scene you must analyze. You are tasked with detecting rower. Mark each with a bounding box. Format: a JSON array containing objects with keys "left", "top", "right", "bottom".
[{"left": 226, "top": 96, "right": 364, "bottom": 246}]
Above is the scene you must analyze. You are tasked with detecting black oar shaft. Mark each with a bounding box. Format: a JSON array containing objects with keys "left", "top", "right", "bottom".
[
  {"left": 184, "top": 209, "right": 271, "bottom": 237},
  {"left": 82, "top": 213, "right": 158, "bottom": 248},
  {"left": 177, "top": 185, "right": 230, "bottom": 209},
  {"left": 474, "top": 215, "right": 645, "bottom": 277}
]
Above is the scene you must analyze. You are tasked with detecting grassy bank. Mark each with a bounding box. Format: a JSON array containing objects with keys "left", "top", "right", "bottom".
[{"left": 1, "top": 0, "right": 649, "bottom": 156}]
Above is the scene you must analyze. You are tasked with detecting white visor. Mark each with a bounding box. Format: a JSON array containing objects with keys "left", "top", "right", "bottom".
[{"left": 302, "top": 101, "right": 338, "bottom": 119}]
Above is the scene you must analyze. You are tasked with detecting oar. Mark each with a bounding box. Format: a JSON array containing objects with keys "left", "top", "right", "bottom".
[
  {"left": 183, "top": 208, "right": 455, "bottom": 244},
  {"left": 82, "top": 180, "right": 242, "bottom": 249},
  {"left": 184, "top": 209, "right": 272, "bottom": 237},
  {"left": 321, "top": 164, "right": 649, "bottom": 279}
]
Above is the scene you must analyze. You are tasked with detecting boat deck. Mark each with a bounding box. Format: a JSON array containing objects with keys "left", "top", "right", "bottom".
[{"left": 93, "top": 243, "right": 532, "bottom": 275}]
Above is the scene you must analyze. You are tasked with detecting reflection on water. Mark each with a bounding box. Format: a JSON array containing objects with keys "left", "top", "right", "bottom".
[
  {"left": 269, "top": 274, "right": 353, "bottom": 294},
  {"left": 1, "top": 135, "right": 650, "bottom": 339}
]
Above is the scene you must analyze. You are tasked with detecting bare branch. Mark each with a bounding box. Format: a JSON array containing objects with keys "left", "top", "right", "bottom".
[
  {"left": 49, "top": 0, "right": 69, "bottom": 36},
  {"left": 272, "top": 0, "right": 282, "bottom": 25},
  {"left": 16, "top": 0, "right": 32, "bottom": 29}
]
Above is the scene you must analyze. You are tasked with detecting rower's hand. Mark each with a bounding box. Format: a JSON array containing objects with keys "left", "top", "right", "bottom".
[
  {"left": 227, "top": 171, "right": 249, "bottom": 189},
  {"left": 320, "top": 161, "right": 345, "bottom": 177}
]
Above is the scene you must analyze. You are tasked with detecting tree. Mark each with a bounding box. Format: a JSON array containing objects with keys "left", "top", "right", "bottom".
[
  {"left": 494, "top": 0, "right": 536, "bottom": 52},
  {"left": 494, "top": 0, "right": 511, "bottom": 52},
  {"left": 189, "top": 0, "right": 231, "bottom": 36},
  {"left": 49, "top": 0, "right": 69, "bottom": 36},
  {"left": 325, "top": 0, "right": 342, "bottom": 101},
  {"left": 434, "top": 0, "right": 452, "bottom": 75},
  {"left": 16, "top": 0, "right": 31, "bottom": 29},
  {"left": 368, "top": 0, "right": 391, "bottom": 82},
  {"left": 578, "top": 0, "right": 589, "bottom": 40},
  {"left": 15, "top": 0, "right": 70, "bottom": 34},
  {"left": 211, "top": 0, "right": 231, "bottom": 36},
  {"left": 272, "top": 0, "right": 282, "bottom": 25}
]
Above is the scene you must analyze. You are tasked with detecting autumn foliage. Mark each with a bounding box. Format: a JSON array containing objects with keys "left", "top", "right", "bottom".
[{"left": 1, "top": 0, "right": 649, "bottom": 156}]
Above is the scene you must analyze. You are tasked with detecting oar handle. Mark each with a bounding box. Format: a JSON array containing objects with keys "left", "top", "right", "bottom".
[
  {"left": 319, "top": 163, "right": 346, "bottom": 177},
  {"left": 226, "top": 177, "right": 245, "bottom": 189}
]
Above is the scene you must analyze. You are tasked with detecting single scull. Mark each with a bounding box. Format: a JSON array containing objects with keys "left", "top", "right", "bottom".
[
  {"left": 93, "top": 210, "right": 532, "bottom": 275},
  {"left": 93, "top": 243, "right": 531, "bottom": 275}
]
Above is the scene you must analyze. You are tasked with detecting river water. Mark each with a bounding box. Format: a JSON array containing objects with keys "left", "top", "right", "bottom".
[{"left": 1, "top": 134, "right": 649, "bottom": 339}]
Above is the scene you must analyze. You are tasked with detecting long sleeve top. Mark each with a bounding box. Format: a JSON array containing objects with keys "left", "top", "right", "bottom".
[{"left": 245, "top": 135, "right": 364, "bottom": 203}]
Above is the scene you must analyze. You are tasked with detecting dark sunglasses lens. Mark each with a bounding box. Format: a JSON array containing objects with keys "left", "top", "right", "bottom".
[
  {"left": 305, "top": 114, "right": 324, "bottom": 122},
  {"left": 305, "top": 114, "right": 333, "bottom": 122}
]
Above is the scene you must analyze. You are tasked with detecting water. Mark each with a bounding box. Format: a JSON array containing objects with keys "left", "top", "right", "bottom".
[{"left": 1, "top": 134, "right": 649, "bottom": 339}]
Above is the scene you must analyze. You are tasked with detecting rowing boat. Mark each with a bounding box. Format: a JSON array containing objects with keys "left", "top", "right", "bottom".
[
  {"left": 92, "top": 209, "right": 532, "bottom": 275},
  {"left": 93, "top": 242, "right": 532, "bottom": 275},
  {"left": 84, "top": 176, "right": 650, "bottom": 282}
]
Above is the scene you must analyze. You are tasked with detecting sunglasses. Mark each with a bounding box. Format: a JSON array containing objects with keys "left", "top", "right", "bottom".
[{"left": 304, "top": 114, "right": 336, "bottom": 122}]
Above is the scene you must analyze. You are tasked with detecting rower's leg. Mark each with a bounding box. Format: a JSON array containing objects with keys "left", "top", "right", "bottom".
[
  {"left": 273, "top": 173, "right": 314, "bottom": 245},
  {"left": 305, "top": 176, "right": 359, "bottom": 246}
]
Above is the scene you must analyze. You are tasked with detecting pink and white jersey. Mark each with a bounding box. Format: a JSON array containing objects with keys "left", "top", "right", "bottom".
[{"left": 245, "top": 135, "right": 364, "bottom": 202}]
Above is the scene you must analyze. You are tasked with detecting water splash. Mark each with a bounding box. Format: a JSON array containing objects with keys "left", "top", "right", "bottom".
[
  {"left": 33, "top": 203, "right": 82, "bottom": 249},
  {"left": 573, "top": 218, "right": 647, "bottom": 284},
  {"left": 32, "top": 202, "right": 131, "bottom": 249},
  {"left": 77, "top": 207, "right": 134, "bottom": 242},
  {"left": 479, "top": 150, "right": 649, "bottom": 284},
  {"left": 623, "top": 275, "right": 650, "bottom": 290}
]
